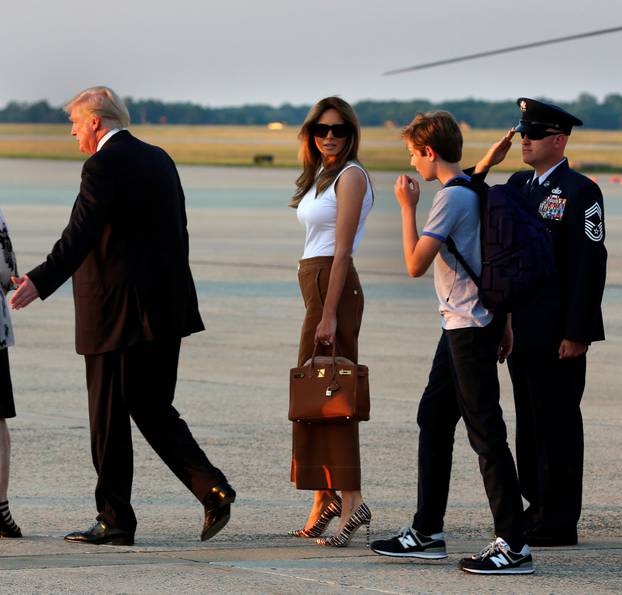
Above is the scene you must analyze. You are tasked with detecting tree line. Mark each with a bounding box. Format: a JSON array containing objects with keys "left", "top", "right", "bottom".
[{"left": 1, "top": 94, "right": 621, "bottom": 129}]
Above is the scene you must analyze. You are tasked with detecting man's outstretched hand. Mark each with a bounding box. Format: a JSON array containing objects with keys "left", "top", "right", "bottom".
[{"left": 9, "top": 275, "right": 40, "bottom": 309}]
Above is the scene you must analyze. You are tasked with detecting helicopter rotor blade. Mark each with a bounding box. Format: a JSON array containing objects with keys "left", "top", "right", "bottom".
[{"left": 383, "top": 26, "right": 622, "bottom": 76}]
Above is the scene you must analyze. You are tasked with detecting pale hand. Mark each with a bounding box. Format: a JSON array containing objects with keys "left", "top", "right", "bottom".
[
  {"left": 475, "top": 128, "right": 515, "bottom": 173},
  {"left": 9, "top": 275, "right": 39, "bottom": 309},
  {"left": 315, "top": 315, "right": 337, "bottom": 346},
  {"left": 559, "top": 339, "right": 587, "bottom": 359},
  {"left": 394, "top": 175, "right": 420, "bottom": 210},
  {"left": 498, "top": 323, "right": 513, "bottom": 364}
]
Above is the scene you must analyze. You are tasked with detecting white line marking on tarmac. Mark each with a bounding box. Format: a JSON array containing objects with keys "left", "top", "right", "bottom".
[{"left": 207, "top": 561, "right": 406, "bottom": 594}]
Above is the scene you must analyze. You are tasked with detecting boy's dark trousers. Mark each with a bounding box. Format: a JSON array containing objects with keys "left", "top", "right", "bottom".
[{"left": 412, "top": 315, "right": 525, "bottom": 548}]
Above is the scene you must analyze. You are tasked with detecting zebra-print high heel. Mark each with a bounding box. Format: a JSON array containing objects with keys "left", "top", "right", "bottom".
[
  {"left": 316, "top": 502, "right": 371, "bottom": 547},
  {"left": 288, "top": 495, "right": 342, "bottom": 538}
]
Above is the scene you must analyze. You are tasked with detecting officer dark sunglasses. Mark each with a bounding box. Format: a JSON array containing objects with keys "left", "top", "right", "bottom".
[
  {"left": 311, "top": 123, "right": 351, "bottom": 138},
  {"left": 518, "top": 128, "right": 561, "bottom": 141}
]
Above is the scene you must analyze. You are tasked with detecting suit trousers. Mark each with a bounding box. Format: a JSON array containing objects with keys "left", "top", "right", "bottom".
[
  {"left": 412, "top": 316, "right": 524, "bottom": 548},
  {"left": 508, "top": 347, "right": 586, "bottom": 534},
  {"left": 85, "top": 337, "right": 227, "bottom": 531}
]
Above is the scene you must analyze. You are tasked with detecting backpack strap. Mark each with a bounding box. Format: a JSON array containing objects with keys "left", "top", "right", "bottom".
[
  {"left": 443, "top": 176, "right": 485, "bottom": 288},
  {"left": 445, "top": 236, "right": 480, "bottom": 287}
]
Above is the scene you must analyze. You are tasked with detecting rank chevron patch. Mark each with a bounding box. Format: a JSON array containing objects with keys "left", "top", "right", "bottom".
[{"left": 585, "top": 202, "right": 604, "bottom": 242}]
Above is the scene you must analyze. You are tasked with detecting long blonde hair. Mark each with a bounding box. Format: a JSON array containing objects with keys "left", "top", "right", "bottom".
[{"left": 290, "top": 96, "right": 361, "bottom": 208}]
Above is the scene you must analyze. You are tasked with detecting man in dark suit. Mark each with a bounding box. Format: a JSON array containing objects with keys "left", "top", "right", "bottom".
[
  {"left": 479, "top": 98, "right": 606, "bottom": 546},
  {"left": 10, "top": 86, "right": 235, "bottom": 545}
]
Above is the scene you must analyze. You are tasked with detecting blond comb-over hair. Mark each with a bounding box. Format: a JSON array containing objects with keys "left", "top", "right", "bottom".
[{"left": 64, "top": 86, "right": 130, "bottom": 129}]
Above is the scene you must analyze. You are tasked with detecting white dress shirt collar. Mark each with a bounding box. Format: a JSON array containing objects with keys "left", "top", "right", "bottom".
[
  {"left": 533, "top": 158, "right": 566, "bottom": 185},
  {"left": 97, "top": 128, "right": 123, "bottom": 152}
]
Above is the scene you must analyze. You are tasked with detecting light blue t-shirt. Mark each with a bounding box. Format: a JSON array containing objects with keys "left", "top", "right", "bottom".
[{"left": 421, "top": 181, "right": 493, "bottom": 330}]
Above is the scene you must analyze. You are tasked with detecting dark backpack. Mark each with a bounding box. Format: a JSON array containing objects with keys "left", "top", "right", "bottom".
[{"left": 444, "top": 176, "right": 555, "bottom": 312}]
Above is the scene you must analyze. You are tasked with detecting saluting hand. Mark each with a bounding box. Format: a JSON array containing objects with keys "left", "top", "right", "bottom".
[
  {"left": 394, "top": 175, "right": 420, "bottom": 210},
  {"left": 559, "top": 339, "right": 587, "bottom": 359},
  {"left": 9, "top": 275, "right": 39, "bottom": 309},
  {"left": 474, "top": 128, "right": 515, "bottom": 173}
]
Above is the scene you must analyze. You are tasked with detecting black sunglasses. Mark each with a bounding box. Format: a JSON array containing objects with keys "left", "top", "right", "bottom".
[
  {"left": 311, "top": 123, "right": 351, "bottom": 138},
  {"left": 519, "top": 129, "right": 560, "bottom": 141}
]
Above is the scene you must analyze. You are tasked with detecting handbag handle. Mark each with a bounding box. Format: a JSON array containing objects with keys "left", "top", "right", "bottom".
[
  {"left": 309, "top": 340, "right": 337, "bottom": 371},
  {"left": 309, "top": 341, "right": 340, "bottom": 396}
]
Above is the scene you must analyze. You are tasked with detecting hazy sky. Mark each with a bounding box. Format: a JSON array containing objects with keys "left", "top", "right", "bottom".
[{"left": 1, "top": 0, "right": 620, "bottom": 107}]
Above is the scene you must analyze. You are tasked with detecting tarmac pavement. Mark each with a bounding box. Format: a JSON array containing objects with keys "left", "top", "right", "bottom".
[{"left": 1, "top": 168, "right": 620, "bottom": 593}]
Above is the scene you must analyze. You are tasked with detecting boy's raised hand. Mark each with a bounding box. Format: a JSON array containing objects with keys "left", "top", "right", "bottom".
[
  {"left": 394, "top": 175, "right": 420, "bottom": 209},
  {"left": 474, "top": 128, "right": 515, "bottom": 173}
]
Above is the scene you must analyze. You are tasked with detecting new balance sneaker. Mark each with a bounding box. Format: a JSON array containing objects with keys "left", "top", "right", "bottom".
[
  {"left": 370, "top": 526, "right": 447, "bottom": 559},
  {"left": 459, "top": 537, "right": 534, "bottom": 575}
]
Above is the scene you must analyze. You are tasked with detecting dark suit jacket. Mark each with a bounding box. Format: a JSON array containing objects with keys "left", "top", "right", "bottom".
[
  {"left": 507, "top": 159, "right": 607, "bottom": 347},
  {"left": 28, "top": 130, "right": 204, "bottom": 355}
]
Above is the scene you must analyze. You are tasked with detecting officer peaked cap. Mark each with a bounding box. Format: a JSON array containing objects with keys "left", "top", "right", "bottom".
[{"left": 515, "top": 97, "right": 583, "bottom": 135}]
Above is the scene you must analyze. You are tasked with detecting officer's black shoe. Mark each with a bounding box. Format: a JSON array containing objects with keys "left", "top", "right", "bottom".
[
  {"left": 64, "top": 521, "right": 134, "bottom": 545},
  {"left": 201, "top": 482, "right": 236, "bottom": 542},
  {"left": 525, "top": 527, "right": 577, "bottom": 547}
]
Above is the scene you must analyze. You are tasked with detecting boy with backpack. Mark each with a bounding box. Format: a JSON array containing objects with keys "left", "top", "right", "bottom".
[{"left": 370, "top": 111, "right": 534, "bottom": 574}]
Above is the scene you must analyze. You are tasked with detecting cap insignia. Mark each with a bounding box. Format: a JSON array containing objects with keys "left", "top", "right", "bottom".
[{"left": 520, "top": 100, "right": 527, "bottom": 112}]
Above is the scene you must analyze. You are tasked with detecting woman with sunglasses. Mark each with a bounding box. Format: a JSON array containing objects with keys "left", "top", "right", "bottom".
[
  {"left": 288, "top": 97, "right": 373, "bottom": 547},
  {"left": 0, "top": 207, "right": 21, "bottom": 538}
]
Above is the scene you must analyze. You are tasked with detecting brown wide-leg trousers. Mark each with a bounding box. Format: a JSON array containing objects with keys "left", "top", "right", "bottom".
[{"left": 291, "top": 256, "right": 364, "bottom": 490}]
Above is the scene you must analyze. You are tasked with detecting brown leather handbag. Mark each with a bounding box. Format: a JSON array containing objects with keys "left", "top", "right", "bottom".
[{"left": 288, "top": 344, "right": 370, "bottom": 424}]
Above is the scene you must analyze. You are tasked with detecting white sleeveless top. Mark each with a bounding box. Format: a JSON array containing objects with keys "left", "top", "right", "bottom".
[{"left": 296, "top": 162, "right": 373, "bottom": 259}]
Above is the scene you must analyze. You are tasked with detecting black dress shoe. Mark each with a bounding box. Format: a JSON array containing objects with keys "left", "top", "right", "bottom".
[
  {"left": 525, "top": 528, "right": 578, "bottom": 547},
  {"left": 201, "top": 482, "right": 236, "bottom": 542},
  {"left": 64, "top": 521, "right": 135, "bottom": 545}
]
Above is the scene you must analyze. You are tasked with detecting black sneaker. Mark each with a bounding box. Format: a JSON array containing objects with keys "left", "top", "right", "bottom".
[
  {"left": 370, "top": 526, "right": 447, "bottom": 559},
  {"left": 459, "top": 537, "right": 534, "bottom": 575}
]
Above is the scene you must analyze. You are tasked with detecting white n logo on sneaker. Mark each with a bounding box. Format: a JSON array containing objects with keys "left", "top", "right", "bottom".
[
  {"left": 490, "top": 554, "right": 509, "bottom": 568},
  {"left": 398, "top": 534, "right": 417, "bottom": 548}
]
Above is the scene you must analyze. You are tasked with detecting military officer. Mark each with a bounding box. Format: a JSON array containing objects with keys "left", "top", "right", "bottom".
[{"left": 488, "top": 98, "right": 607, "bottom": 546}]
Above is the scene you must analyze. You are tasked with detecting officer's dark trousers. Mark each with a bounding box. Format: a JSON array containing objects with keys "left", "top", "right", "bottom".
[
  {"left": 508, "top": 347, "right": 586, "bottom": 535},
  {"left": 412, "top": 316, "right": 524, "bottom": 548},
  {"left": 85, "top": 337, "right": 227, "bottom": 532}
]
